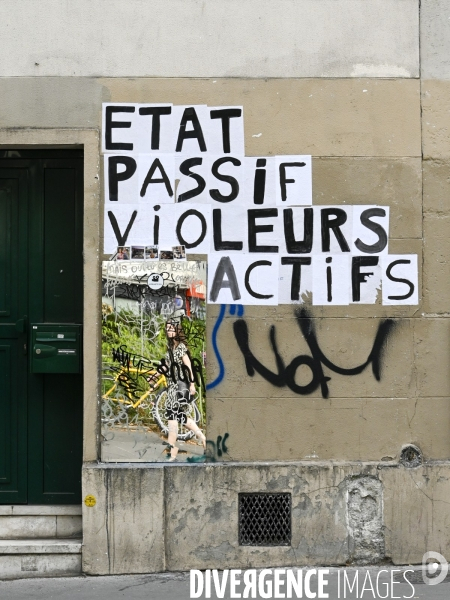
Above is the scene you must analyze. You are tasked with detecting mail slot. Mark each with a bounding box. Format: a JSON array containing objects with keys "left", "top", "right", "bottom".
[{"left": 30, "top": 324, "right": 82, "bottom": 374}]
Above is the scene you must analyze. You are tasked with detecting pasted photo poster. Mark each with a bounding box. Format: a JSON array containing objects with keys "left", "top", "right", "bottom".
[{"left": 101, "top": 259, "right": 207, "bottom": 462}]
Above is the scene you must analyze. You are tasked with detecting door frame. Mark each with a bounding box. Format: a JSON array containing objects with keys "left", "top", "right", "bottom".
[{"left": 0, "top": 129, "right": 101, "bottom": 463}]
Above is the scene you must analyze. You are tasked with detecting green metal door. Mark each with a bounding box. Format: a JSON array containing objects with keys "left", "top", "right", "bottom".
[{"left": 0, "top": 150, "right": 83, "bottom": 504}]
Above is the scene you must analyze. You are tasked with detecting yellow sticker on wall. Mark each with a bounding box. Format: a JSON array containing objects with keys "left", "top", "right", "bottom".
[{"left": 84, "top": 494, "right": 96, "bottom": 507}]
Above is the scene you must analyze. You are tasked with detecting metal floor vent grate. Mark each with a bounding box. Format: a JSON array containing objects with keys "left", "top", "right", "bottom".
[{"left": 239, "top": 493, "right": 291, "bottom": 546}]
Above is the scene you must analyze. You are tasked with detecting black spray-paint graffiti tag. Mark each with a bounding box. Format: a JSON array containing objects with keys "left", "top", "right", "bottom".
[{"left": 233, "top": 308, "right": 396, "bottom": 399}]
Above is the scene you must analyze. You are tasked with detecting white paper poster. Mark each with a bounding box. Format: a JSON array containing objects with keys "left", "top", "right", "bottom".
[
  {"left": 138, "top": 154, "right": 175, "bottom": 204},
  {"left": 312, "top": 206, "right": 353, "bottom": 255},
  {"left": 275, "top": 155, "right": 312, "bottom": 206},
  {"left": 102, "top": 103, "right": 138, "bottom": 154},
  {"left": 350, "top": 256, "right": 382, "bottom": 304},
  {"left": 104, "top": 203, "right": 153, "bottom": 252},
  {"left": 352, "top": 205, "right": 389, "bottom": 255},
  {"left": 208, "top": 106, "right": 245, "bottom": 155},
  {"left": 101, "top": 103, "right": 419, "bottom": 306},
  {"left": 157, "top": 204, "right": 211, "bottom": 254},
  {"left": 171, "top": 105, "right": 210, "bottom": 155},
  {"left": 208, "top": 155, "right": 245, "bottom": 205},
  {"left": 104, "top": 155, "right": 139, "bottom": 204},
  {"left": 382, "top": 255, "right": 418, "bottom": 305},
  {"left": 279, "top": 256, "right": 313, "bottom": 304},
  {"left": 132, "top": 103, "right": 173, "bottom": 154},
  {"left": 279, "top": 206, "right": 314, "bottom": 255},
  {"left": 243, "top": 157, "right": 276, "bottom": 206},
  {"left": 312, "top": 254, "right": 351, "bottom": 306},
  {"left": 175, "top": 155, "right": 211, "bottom": 204},
  {"left": 208, "top": 253, "right": 279, "bottom": 305}
]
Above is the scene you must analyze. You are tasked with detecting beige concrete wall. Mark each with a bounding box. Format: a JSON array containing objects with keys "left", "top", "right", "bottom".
[
  {"left": 418, "top": 1, "right": 450, "bottom": 471},
  {"left": 94, "top": 77, "right": 426, "bottom": 462},
  {"left": 82, "top": 465, "right": 165, "bottom": 574},
  {"left": 0, "top": 4, "right": 444, "bottom": 464},
  {"left": 0, "top": 77, "right": 421, "bottom": 156},
  {"left": 0, "top": 1, "right": 419, "bottom": 78},
  {"left": 0, "top": 74, "right": 433, "bottom": 462},
  {"left": 421, "top": 0, "right": 450, "bottom": 80},
  {"left": 421, "top": 1, "right": 450, "bottom": 389},
  {"left": 3, "top": 0, "right": 450, "bottom": 573},
  {"left": 82, "top": 461, "right": 450, "bottom": 573},
  {"left": 99, "top": 77, "right": 426, "bottom": 463}
]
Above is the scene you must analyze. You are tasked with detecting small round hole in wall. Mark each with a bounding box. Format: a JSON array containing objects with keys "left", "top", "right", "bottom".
[{"left": 400, "top": 444, "right": 423, "bottom": 468}]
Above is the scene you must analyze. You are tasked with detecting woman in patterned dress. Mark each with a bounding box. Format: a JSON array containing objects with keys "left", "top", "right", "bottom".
[{"left": 151, "top": 319, "right": 206, "bottom": 461}]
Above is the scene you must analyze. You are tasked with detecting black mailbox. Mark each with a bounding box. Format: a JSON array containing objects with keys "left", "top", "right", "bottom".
[{"left": 30, "top": 324, "right": 82, "bottom": 374}]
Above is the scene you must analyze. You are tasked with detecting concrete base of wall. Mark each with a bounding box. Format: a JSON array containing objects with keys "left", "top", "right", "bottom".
[
  {"left": 0, "top": 506, "right": 83, "bottom": 580},
  {"left": 0, "top": 540, "right": 82, "bottom": 580},
  {"left": 0, "top": 505, "right": 82, "bottom": 540},
  {"left": 82, "top": 461, "right": 450, "bottom": 575}
]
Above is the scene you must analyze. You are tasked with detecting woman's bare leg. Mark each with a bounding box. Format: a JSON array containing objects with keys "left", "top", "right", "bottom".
[
  {"left": 167, "top": 420, "right": 179, "bottom": 460},
  {"left": 185, "top": 418, "right": 206, "bottom": 448}
]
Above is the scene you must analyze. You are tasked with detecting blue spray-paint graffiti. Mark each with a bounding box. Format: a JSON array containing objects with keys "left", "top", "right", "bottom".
[{"left": 207, "top": 304, "right": 244, "bottom": 390}]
